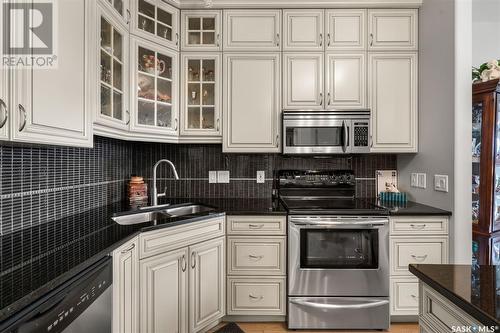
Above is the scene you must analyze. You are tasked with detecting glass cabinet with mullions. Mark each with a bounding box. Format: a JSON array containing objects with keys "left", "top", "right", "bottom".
[
  {"left": 96, "top": 5, "right": 129, "bottom": 130},
  {"left": 132, "top": 0, "right": 179, "bottom": 51},
  {"left": 472, "top": 78, "right": 500, "bottom": 265},
  {"left": 130, "top": 37, "right": 178, "bottom": 135},
  {"left": 181, "top": 11, "right": 222, "bottom": 51},
  {"left": 180, "top": 54, "right": 221, "bottom": 137},
  {"left": 100, "top": 0, "right": 130, "bottom": 25}
]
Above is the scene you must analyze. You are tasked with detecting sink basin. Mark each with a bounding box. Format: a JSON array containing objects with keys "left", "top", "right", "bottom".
[
  {"left": 112, "top": 204, "right": 215, "bottom": 225},
  {"left": 112, "top": 211, "right": 161, "bottom": 225},
  {"left": 161, "top": 204, "right": 215, "bottom": 217}
]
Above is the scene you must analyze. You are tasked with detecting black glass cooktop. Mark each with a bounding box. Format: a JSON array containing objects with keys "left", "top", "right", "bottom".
[{"left": 280, "top": 197, "right": 389, "bottom": 215}]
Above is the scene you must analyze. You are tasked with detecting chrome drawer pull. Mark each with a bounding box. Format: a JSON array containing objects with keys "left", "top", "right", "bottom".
[
  {"left": 410, "top": 294, "right": 417, "bottom": 299},
  {"left": 249, "top": 294, "right": 264, "bottom": 300},
  {"left": 410, "top": 224, "right": 426, "bottom": 229},
  {"left": 191, "top": 251, "right": 196, "bottom": 268},
  {"left": 369, "top": 33, "right": 374, "bottom": 46},
  {"left": 248, "top": 255, "right": 264, "bottom": 260},
  {"left": 0, "top": 99, "right": 8, "bottom": 129},
  {"left": 216, "top": 33, "right": 220, "bottom": 47},
  {"left": 327, "top": 33, "right": 331, "bottom": 46},
  {"left": 18, "top": 104, "right": 27, "bottom": 131},
  {"left": 121, "top": 243, "right": 135, "bottom": 254},
  {"left": 248, "top": 224, "right": 264, "bottom": 229},
  {"left": 276, "top": 33, "right": 280, "bottom": 47},
  {"left": 411, "top": 254, "right": 428, "bottom": 262},
  {"left": 319, "top": 33, "right": 323, "bottom": 46},
  {"left": 181, "top": 255, "right": 187, "bottom": 272}
]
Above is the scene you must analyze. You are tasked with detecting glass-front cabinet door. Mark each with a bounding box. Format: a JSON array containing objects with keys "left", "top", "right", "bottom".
[
  {"left": 130, "top": 37, "right": 178, "bottom": 136},
  {"left": 180, "top": 54, "right": 221, "bottom": 138},
  {"left": 181, "top": 11, "right": 222, "bottom": 51},
  {"left": 131, "top": 0, "right": 179, "bottom": 51},
  {"left": 96, "top": 5, "right": 130, "bottom": 131},
  {"left": 472, "top": 99, "right": 482, "bottom": 228},
  {"left": 493, "top": 86, "right": 500, "bottom": 232},
  {"left": 99, "top": 0, "right": 130, "bottom": 26}
]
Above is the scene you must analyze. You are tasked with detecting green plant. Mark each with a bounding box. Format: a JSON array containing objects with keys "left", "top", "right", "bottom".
[{"left": 473, "top": 59, "right": 500, "bottom": 82}]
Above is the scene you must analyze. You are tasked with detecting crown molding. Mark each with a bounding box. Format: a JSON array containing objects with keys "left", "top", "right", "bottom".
[{"left": 163, "top": 0, "right": 423, "bottom": 9}]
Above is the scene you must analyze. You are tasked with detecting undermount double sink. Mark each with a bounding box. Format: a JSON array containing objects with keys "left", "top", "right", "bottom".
[{"left": 112, "top": 203, "right": 215, "bottom": 225}]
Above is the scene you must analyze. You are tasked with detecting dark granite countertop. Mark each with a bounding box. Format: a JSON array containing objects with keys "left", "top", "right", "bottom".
[
  {"left": 164, "top": 197, "right": 287, "bottom": 215},
  {"left": 409, "top": 264, "right": 500, "bottom": 327},
  {"left": 379, "top": 200, "right": 452, "bottom": 216}
]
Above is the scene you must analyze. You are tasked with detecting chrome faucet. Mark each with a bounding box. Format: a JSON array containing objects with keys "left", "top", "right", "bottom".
[{"left": 152, "top": 159, "right": 180, "bottom": 206}]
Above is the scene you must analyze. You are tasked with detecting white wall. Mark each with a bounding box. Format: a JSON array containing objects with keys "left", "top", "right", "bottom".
[{"left": 472, "top": 0, "right": 500, "bottom": 66}]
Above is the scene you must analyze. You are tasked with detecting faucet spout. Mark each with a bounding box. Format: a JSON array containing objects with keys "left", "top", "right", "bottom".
[{"left": 152, "top": 159, "right": 180, "bottom": 206}]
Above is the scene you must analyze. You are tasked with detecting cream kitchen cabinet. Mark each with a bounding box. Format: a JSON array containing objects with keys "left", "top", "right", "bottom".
[
  {"left": 181, "top": 10, "right": 222, "bottom": 51},
  {"left": 283, "top": 53, "right": 324, "bottom": 110},
  {"left": 223, "top": 53, "right": 281, "bottom": 153},
  {"left": 94, "top": 3, "right": 131, "bottom": 135},
  {"left": 100, "top": 0, "right": 130, "bottom": 27},
  {"left": 140, "top": 247, "right": 189, "bottom": 333},
  {"left": 131, "top": 0, "right": 179, "bottom": 51},
  {"left": 0, "top": 2, "right": 9, "bottom": 142},
  {"left": 283, "top": 10, "right": 324, "bottom": 51},
  {"left": 10, "top": 0, "right": 92, "bottom": 148},
  {"left": 180, "top": 53, "right": 222, "bottom": 140},
  {"left": 325, "top": 52, "right": 366, "bottom": 109},
  {"left": 112, "top": 237, "right": 139, "bottom": 333},
  {"left": 369, "top": 53, "right": 418, "bottom": 152},
  {"left": 368, "top": 9, "right": 418, "bottom": 51},
  {"left": 130, "top": 36, "right": 179, "bottom": 138},
  {"left": 223, "top": 10, "right": 281, "bottom": 51},
  {"left": 189, "top": 237, "right": 225, "bottom": 333},
  {"left": 326, "top": 9, "right": 366, "bottom": 50}
]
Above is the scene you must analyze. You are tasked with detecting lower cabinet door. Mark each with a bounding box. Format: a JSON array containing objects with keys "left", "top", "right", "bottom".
[
  {"left": 112, "top": 238, "right": 139, "bottom": 333},
  {"left": 189, "top": 237, "right": 225, "bottom": 332},
  {"left": 390, "top": 277, "right": 419, "bottom": 316},
  {"left": 140, "top": 247, "right": 189, "bottom": 333},
  {"left": 227, "top": 277, "right": 286, "bottom": 315}
]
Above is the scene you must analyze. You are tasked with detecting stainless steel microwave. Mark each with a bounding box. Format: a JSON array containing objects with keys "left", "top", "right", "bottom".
[{"left": 282, "top": 111, "right": 370, "bottom": 155}]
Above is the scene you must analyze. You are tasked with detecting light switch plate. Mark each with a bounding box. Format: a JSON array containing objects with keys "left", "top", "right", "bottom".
[
  {"left": 257, "top": 171, "right": 265, "bottom": 183},
  {"left": 209, "top": 171, "right": 217, "bottom": 184},
  {"left": 434, "top": 174, "right": 449, "bottom": 192},
  {"left": 417, "top": 173, "right": 427, "bottom": 189},
  {"left": 411, "top": 173, "right": 418, "bottom": 187},
  {"left": 217, "top": 171, "right": 230, "bottom": 183}
]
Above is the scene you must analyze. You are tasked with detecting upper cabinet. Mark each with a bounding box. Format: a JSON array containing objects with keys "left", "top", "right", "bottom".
[
  {"left": 181, "top": 11, "right": 222, "bottom": 51},
  {"left": 130, "top": 37, "right": 179, "bottom": 137},
  {"left": 95, "top": 3, "right": 130, "bottom": 132},
  {"left": 223, "top": 10, "right": 282, "bottom": 51},
  {"left": 369, "top": 53, "right": 418, "bottom": 152},
  {"left": 368, "top": 9, "right": 418, "bottom": 50},
  {"left": 100, "top": 0, "right": 131, "bottom": 26},
  {"left": 10, "top": 0, "right": 92, "bottom": 147},
  {"left": 283, "top": 53, "right": 324, "bottom": 109},
  {"left": 0, "top": 2, "right": 9, "bottom": 142},
  {"left": 326, "top": 53, "right": 366, "bottom": 109},
  {"left": 223, "top": 53, "right": 281, "bottom": 153},
  {"left": 131, "top": 0, "right": 180, "bottom": 51},
  {"left": 180, "top": 53, "right": 222, "bottom": 139},
  {"left": 326, "top": 9, "right": 366, "bottom": 50},
  {"left": 283, "top": 10, "right": 324, "bottom": 51}
]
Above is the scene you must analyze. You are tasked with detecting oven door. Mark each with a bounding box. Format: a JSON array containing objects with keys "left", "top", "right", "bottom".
[
  {"left": 288, "top": 216, "right": 389, "bottom": 297},
  {"left": 283, "top": 118, "right": 351, "bottom": 155}
]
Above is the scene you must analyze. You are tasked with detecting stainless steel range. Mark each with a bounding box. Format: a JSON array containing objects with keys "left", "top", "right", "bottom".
[{"left": 276, "top": 170, "right": 390, "bottom": 330}]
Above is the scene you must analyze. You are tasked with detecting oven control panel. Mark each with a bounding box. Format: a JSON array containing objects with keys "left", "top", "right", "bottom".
[{"left": 278, "top": 170, "right": 355, "bottom": 187}]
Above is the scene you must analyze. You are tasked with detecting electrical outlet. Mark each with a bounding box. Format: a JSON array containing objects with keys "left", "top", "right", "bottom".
[
  {"left": 411, "top": 173, "right": 418, "bottom": 187},
  {"left": 417, "top": 173, "right": 427, "bottom": 189},
  {"left": 208, "top": 171, "right": 217, "bottom": 184},
  {"left": 257, "top": 171, "right": 265, "bottom": 183},
  {"left": 217, "top": 171, "right": 230, "bottom": 183},
  {"left": 434, "top": 174, "right": 449, "bottom": 192}
]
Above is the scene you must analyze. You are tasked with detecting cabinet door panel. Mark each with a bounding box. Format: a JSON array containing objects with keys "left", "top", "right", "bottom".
[
  {"left": 223, "top": 10, "right": 281, "bottom": 51},
  {"left": 283, "top": 10, "right": 324, "bottom": 51},
  {"left": 11, "top": 0, "right": 92, "bottom": 147},
  {"left": 181, "top": 10, "right": 222, "bottom": 51},
  {"left": 0, "top": 1, "right": 9, "bottom": 141},
  {"left": 326, "top": 53, "right": 366, "bottom": 109},
  {"left": 189, "top": 237, "right": 225, "bottom": 332},
  {"left": 113, "top": 238, "right": 139, "bottom": 333},
  {"left": 368, "top": 9, "right": 418, "bottom": 50},
  {"left": 223, "top": 53, "right": 281, "bottom": 152},
  {"left": 326, "top": 10, "right": 366, "bottom": 50},
  {"left": 98, "top": 0, "right": 130, "bottom": 27},
  {"left": 140, "top": 248, "right": 188, "bottom": 333},
  {"left": 369, "top": 53, "right": 418, "bottom": 152},
  {"left": 283, "top": 53, "right": 324, "bottom": 109}
]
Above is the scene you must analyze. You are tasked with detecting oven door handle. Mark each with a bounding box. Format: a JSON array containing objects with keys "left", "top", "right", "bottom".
[
  {"left": 290, "top": 299, "right": 389, "bottom": 309},
  {"left": 292, "top": 223, "right": 387, "bottom": 229},
  {"left": 342, "top": 120, "right": 348, "bottom": 153},
  {"left": 290, "top": 218, "right": 388, "bottom": 226}
]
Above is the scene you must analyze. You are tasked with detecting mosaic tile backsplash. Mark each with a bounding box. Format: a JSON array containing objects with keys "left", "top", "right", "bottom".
[{"left": 0, "top": 136, "right": 396, "bottom": 235}]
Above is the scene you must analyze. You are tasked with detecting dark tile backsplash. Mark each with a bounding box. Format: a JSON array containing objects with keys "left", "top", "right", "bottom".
[{"left": 0, "top": 136, "right": 396, "bottom": 235}]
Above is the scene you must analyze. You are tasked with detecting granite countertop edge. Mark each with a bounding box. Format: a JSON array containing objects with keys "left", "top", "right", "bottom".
[{"left": 409, "top": 264, "right": 499, "bottom": 327}]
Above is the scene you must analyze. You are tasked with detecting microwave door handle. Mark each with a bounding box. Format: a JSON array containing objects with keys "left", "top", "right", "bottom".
[{"left": 342, "top": 120, "right": 348, "bottom": 153}]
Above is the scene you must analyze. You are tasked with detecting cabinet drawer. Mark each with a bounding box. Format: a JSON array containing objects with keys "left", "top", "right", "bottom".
[
  {"left": 227, "top": 277, "right": 286, "bottom": 315},
  {"left": 139, "top": 216, "right": 225, "bottom": 259},
  {"left": 390, "top": 277, "right": 419, "bottom": 316},
  {"left": 227, "top": 236, "right": 286, "bottom": 275},
  {"left": 390, "top": 237, "right": 448, "bottom": 276},
  {"left": 227, "top": 216, "right": 286, "bottom": 235},
  {"left": 390, "top": 217, "right": 449, "bottom": 235}
]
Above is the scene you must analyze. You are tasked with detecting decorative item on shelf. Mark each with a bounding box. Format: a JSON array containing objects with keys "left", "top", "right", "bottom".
[
  {"left": 128, "top": 176, "right": 148, "bottom": 208},
  {"left": 472, "top": 200, "right": 479, "bottom": 224},
  {"left": 157, "top": 91, "right": 171, "bottom": 103},
  {"left": 191, "top": 91, "right": 197, "bottom": 101},
  {"left": 472, "top": 175, "right": 480, "bottom": 194},
  {"left": 141, "top": 54, "right": 165, "bottom": 76},
  {"left": 205, "top": 70, "right": 214, "bottom": 81},
  {"left": 472, "top": 59, "right": 500, "bottom": 82},
  {"left": 100, "top": 65, "right": 111, "bottom": 84}
]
